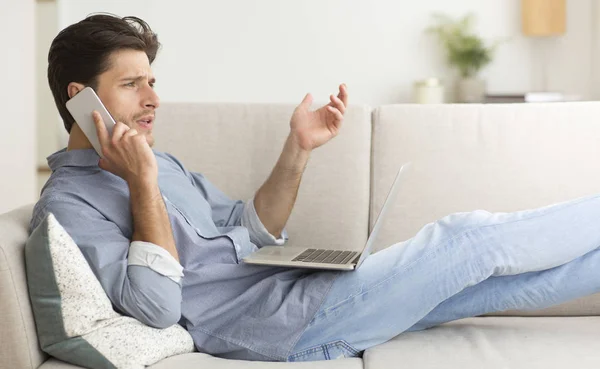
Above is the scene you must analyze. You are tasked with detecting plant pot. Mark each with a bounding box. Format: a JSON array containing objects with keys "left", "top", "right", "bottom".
[{"left": 456, "top": 78, "right": 486, "bottom": 103}]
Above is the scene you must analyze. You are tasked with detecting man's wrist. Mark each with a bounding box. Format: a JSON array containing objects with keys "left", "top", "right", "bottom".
[
  {"left": 287, "top": 132, "right": 311, "bottom": 155},
  {"left": 280, "top": 133, "right": 311, "bottom": 173},
  {"left": 128, "top": 176, "right": 161, "bottom": 201}
]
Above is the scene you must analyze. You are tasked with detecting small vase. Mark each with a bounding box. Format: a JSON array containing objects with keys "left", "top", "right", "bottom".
[
  {"left": 456, "top": 77, "right": 486, "bottom": 103},
  {"left": 413, "top": 78, "right": 445, "bottom": 104}
]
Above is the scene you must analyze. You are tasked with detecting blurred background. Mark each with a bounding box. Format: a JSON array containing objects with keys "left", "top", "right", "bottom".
[{"left": 2, "top": 0, "right": 598, "bottom": 214}]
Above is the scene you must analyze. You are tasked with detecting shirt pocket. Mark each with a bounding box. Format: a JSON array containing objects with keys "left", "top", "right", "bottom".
[
  {"left": 163, "top": 195, "right": 218, "bottom": 238},
  {"left": 164, "top": 195, "right": 240, "bottom": 264}
]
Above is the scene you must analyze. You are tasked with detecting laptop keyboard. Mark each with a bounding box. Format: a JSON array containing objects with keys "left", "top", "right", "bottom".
[{"left": 292, "top": 249, "right": 359, "bottom": 265}]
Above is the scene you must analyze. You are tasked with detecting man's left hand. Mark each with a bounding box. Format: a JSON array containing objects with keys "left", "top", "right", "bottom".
[{"left": 289, "top": 83, "right": 348, "bottom": 152}]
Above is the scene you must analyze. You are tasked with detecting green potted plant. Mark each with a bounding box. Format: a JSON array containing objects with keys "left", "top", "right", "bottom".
[{"left": 427, "top": 13, "right": 501, "bottom": 103}]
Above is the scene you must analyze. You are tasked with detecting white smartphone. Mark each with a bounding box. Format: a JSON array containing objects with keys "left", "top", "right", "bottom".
[{"left": 65, "top": 86, "right": 116, "bottom": 158}]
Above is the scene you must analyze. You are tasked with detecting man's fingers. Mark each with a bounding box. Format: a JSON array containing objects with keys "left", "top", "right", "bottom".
[
  {"left": 336, "top": 83, "right": 348, "bottom": 108},
  {"left": 123, "top": 128, "right": 139, "bottom": 138},
  {"left": 330, "top": 94, "right": 346, "bottom": 115},
  {"left": 110, "top": 122, "right": 130, "bottom": 145},
  {"left": 92, "top": 111, "right": 110, "bottom": 146},
  {"left": 328, "top": 84, "right": 348, "bottom": 109},
  {"left": 98, "top": 157, "right": 109, "bottom": 171},
  {"left": 326, "top": 105, "right": 344, "bottom": 122}
]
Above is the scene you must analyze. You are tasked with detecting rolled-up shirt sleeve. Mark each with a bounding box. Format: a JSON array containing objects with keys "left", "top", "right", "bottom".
[
  {"left": 128, "top": 241, "right": 184, "bottom": 283},
  {"left": 36, "top": 199, "right": 183, "bottom": 329},
  {"left": 240, "top": 197, "right": 288, "bottom": 247}
]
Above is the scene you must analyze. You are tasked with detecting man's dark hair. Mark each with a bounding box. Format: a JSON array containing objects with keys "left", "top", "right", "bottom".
[{"left": 48, "top": 14, "right": 160, "bottom": 134}]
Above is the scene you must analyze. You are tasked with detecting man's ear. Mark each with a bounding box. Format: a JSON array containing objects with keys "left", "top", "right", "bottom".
[{"left": 67, "top": 82, "right": 86, "bottom": 99}]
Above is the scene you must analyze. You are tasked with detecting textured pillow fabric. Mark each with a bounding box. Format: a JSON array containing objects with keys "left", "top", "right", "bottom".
[{"left": 25, "top": 213, "right": 195, "bottom": 369}]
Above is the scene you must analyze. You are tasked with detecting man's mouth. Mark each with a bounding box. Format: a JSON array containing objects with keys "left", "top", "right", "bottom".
[{"left": 136, "top": 115, "right": 154, "bottom": 129}]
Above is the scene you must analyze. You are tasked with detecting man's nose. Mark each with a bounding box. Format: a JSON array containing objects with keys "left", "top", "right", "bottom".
[{"left": 143, "top": 85, "right": 160, "bottom": 109}]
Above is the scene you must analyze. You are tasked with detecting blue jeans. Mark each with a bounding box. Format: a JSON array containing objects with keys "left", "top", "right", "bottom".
[{"left": 287, "top": 193, "right": 600, "bottom": 361}]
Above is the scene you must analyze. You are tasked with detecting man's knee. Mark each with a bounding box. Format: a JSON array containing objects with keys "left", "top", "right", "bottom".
[{"left": 433, "top": 209, "right": 494, "bottom": 239}]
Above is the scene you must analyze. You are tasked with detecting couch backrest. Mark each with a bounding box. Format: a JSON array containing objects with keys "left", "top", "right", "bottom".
[
  {"left": 0, "top": 204, "right": 46, "bottom": 369},
  {"left": 371, "top": 102, "right": 600, "bottom": 316},
  {"left": 6, "top": 102, "right": 600, "bottom": 369},
  {"left": 153, "top": 103, "right": 373, "bottom": 251}
]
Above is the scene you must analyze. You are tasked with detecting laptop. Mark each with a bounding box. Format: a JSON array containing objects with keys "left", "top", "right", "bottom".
[{"left": 242, "top": 162, "right": 411, "bottom": 271}]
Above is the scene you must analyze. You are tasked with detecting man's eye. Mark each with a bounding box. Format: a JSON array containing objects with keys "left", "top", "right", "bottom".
[{"left": 125, "top": 82, "right": 135, "bottom": 87}]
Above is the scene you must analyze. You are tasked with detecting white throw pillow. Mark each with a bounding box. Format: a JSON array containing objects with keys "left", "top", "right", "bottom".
[{"left": 25, "top": 213, "right": 195, "bottom": 369}]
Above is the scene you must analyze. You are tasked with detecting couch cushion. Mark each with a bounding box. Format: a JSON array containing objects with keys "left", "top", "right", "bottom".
[
  {"left": 25, "top": 213, "right": 195, "bottom": 369},
  {"left": 362, "top": 316, "right": 600, "bottom": 369},
  {"left": 0, "top": 204, "right": 45, "bottom": 369},
  {"left": 370, "top": 102, "right": 600, "bottom": 315},
  {"left": 153, "top": 103, "right": 372, "bottom": 251},
  {"left": 39, "top": 354, "right": 363, "bottom": 369},
  {"left": 150, "top": 353, "right": 363, "bottom": 369}
]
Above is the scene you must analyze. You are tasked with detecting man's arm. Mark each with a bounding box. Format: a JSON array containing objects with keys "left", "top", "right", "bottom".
[
  {"left": 253, "top": 134, "right": 310, "bottom": 238},
  {"left": 253, "top": 84, "right": 349, "bottom": 237},
  {"left": 43, "top": 112, "right": 184, "bottom": 329},
  {"left": 93, "top": 111, "right": 179, "bottom": 262},
  {"left": 129, "top": 177, "right": 179, "bottom": 261},
  {"left": 32, "top": 198, "right": 183, "bottom": 329}
]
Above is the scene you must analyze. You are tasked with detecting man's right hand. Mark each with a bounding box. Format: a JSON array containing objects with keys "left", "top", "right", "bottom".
[
  {"left": 93, "top": 111, "right": 179, "bottom": 263},
  {"left": 93, "top": 110, "right": 158, "bottom": 183}
]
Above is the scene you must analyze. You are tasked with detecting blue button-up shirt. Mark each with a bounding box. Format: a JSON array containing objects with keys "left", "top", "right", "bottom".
[{"left": 29, "top": 148, "right": 339, "bottom": 361}]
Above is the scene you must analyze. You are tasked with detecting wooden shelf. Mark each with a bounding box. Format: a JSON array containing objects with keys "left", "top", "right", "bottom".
[{"left": 37, "top": 165, "right": 51, "bottom": 173}]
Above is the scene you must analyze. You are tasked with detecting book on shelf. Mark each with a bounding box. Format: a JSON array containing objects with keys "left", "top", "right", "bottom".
[{"left": 484, "top": 92, "right": 581, "bottom": 103}]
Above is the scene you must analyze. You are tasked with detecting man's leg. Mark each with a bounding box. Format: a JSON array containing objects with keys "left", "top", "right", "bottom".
[
  {"left": 287, "top": 193, "right": 600, "bottom": 361},
  {"left": 406, "top": 245, "right": 600, "bottom": 332}
]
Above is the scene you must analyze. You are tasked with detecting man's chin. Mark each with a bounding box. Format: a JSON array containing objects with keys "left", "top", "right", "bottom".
[
  {"left": 126, "top": 122, "right": 154, "bottom": 146},
  {"left": 145, "top": 133, "right": 155, "bottom": 147}
]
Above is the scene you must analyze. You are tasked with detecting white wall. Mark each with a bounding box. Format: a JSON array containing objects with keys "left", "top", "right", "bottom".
[
  {"left": 57, "top": 0, "right": 595, "bottom": 106},
  {"left": 37, "top": 1, "right": 60, "bottom": 167},
  {"left": 36, "top": 1, "right": 61, "bottom": 195},
  {"left": 592, "top": 1, "right": 600, "bottom": 100},
  {"left": 0, "top": 0, "right": 36, "bottom": 213}
]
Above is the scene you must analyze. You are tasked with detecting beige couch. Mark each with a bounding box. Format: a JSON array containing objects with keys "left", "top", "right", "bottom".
[{"left": 4, "top": 102, "right": 600, "bottom": 369}]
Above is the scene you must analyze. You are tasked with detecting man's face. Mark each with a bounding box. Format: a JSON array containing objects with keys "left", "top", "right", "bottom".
[{"left": 94, "top": 49, "right": 160, "bottom": 147}]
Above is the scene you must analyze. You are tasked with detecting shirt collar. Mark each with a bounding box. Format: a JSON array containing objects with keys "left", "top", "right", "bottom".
[
  {"left": 47, "top": 148, "right": 100, "bottom": 170},
  {"left": 47, "top": 147, "right": 161, "bottom": 170}
]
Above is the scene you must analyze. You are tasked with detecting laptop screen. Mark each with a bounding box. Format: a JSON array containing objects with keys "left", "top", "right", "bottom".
[{"left": 355, "top": 162, "right": 411, "bottom": 268}]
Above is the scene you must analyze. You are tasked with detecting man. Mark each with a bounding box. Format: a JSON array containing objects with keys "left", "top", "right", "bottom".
[{"left": 31, "top": 14, "right": 600, "bottom": 363}]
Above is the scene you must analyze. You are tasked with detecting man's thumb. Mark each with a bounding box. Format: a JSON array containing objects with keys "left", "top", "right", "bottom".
[
  {"left": 300, "top": 93, "right": 313, "bottom": 109},
  {"left": 98, "top": 158, "right": 108, "bottom": 171}
]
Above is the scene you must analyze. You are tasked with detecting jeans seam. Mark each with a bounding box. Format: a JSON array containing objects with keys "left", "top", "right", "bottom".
[
  {"left": 284, "top": 272, "right": 342, "bottom": 358},
  {"left": 288, "top": 340, "right": 360, "bottom": 361},
  {"left": 314, "top": 194, "right": 600, "bottom": 319},
  {"left": 289, "top": 345, "right": 324, "bottom": 360},
  {"left": 192, "top": 324, "right": 283, "bottom": 361},
  {"left": 337, "top": 340, "right": 360, "bottom": 355}
]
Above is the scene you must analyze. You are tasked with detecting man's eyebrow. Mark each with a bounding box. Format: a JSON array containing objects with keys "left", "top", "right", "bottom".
[{"left": 119, "top": 75, "right": 156, "bottom": 83}]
